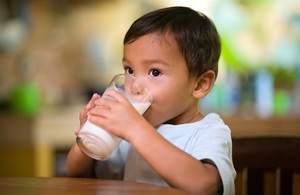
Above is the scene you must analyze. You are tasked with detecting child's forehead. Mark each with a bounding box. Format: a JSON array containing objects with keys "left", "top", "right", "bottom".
[
  {"left": 123, "top": 32, "right": 187, "bottom": 70},
  {"left": 134, "top": 31, "right": 179, "bottom": 49}
]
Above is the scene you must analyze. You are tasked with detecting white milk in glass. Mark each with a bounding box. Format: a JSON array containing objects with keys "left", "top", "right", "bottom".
[
  {"left": 77, "top": 74, "right": 152, "bottom": 161},
  {"left": 78, "top": 100, "right": 151, "bottom": 160}
]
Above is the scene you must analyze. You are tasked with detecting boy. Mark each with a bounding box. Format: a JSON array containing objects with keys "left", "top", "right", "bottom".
[{"left": 66, "top": 6, "right": 236, "bottom": 195}]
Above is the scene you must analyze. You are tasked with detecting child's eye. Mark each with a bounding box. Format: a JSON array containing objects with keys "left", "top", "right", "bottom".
[
  {"left": 125, "top": 67, "right": 134, "bottom": 75},
  {"left": 149, "top": 69, "right": 161, "bottom": 77}
]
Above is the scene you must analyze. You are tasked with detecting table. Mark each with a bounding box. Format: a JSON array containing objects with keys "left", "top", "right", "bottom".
[{"left": 0, "top": 177, "right": 188, "bottom": 195}]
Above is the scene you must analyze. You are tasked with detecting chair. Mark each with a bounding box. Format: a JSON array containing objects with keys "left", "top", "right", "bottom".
[{"left": 232, "top": 136, "right": 300, "bottom": 195}]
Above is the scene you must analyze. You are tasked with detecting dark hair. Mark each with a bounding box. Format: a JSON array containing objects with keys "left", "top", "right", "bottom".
[{"left": 124, "top": 6, "right": 221, "bottom": 79}]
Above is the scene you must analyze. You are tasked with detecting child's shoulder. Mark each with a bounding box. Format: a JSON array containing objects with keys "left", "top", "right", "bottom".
[{"left": 157, "top": 113, "right": 228, "bottom": 136}]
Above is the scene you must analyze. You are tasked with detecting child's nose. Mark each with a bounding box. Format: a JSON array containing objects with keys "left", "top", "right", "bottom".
[{"left": 131, "top": 81, "right": 144, "bottom": 95}]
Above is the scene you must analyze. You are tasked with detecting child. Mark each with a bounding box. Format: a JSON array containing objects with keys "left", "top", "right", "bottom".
[{"left": 66, "top": 6, "right": 236, "bottom": 195}]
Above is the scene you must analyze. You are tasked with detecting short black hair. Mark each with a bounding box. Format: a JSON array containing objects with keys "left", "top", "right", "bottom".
[{"left": 124, "top": 6, "right": 221, "bottom": 79}]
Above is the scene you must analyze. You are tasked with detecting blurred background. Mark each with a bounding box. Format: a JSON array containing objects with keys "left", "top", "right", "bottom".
[{"left": 0, "top": 0, "right": 299, "bottom": 186}]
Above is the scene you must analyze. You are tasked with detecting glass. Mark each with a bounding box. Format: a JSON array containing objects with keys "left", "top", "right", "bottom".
[{"left": 76, "top": 74, "right": 152, "bottom": 160}]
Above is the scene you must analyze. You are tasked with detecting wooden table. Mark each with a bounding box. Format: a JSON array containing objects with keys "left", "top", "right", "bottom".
[{"left": 0, "top": 177, "right": 188, "bottom": 195}]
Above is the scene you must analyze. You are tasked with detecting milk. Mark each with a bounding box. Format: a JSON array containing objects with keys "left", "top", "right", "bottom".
[
  {"left": 77, "top": 101, "right": 151, "bottom": 160},
  {"left": 77, "top": 124, "right": 119, "bottom": 160},
  {"left": 76, "top": 74, "right": 152, "bottom": 160},
  {"left": 132, "top": 102, "right": 151, "bottom": 114}
]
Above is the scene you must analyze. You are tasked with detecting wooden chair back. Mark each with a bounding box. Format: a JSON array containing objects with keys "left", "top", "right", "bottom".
[{"left": 232, "top": 137, "right": 300, "bottom": 195}]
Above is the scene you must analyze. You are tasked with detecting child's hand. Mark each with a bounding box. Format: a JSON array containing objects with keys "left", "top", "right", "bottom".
[
  {"left": 75, "top": 93, "right": 101, "bottom": 136},
  {"left": 88, "top": 90, "right": 146, "bottom": 141}
]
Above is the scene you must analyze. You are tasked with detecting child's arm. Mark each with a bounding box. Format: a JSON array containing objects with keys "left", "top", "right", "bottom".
[
  {"left": 89, "top": 90, "right": 221, "bottom": 194},
  {"left": 66, "top": 142, "right": 95, "bottom": 177},
  {"left": 129, "top": 123, "right": 221, "bottom": 194},
  {"left": 66, "top": 94, "right": 100, "bottom": 178}
]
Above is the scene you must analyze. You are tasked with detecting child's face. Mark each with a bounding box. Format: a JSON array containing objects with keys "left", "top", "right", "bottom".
[{"left": 123, "top": 32, "right": 200, "bottom": 126}]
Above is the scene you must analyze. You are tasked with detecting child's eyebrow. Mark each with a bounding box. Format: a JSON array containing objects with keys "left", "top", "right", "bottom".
[
  {"left": 122, "top": 58, "right": 170, "bottom": 67},
  {"left": 122, "top": 58, "right": 129, "bottom": 63}
]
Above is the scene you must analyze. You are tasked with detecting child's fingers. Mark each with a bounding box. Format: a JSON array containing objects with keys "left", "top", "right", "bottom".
[
  {"left": 74, "top": 128, "right": 80, "bottom": 136},
  {"left": 79, "top": 93, "right": 101, "bottom": 126},
  {"left": 82, "top": 93, "right": 100, "bottom": 112},
  {"left": 88, "top": 93, "right": 101, "bottom": 108}
]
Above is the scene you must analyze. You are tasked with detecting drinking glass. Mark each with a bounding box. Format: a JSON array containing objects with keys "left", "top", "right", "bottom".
[{"left": 76, "top": 74, "right": 152, "bottom": 160}]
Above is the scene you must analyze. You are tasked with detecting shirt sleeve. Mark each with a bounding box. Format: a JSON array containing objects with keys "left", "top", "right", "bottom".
[{"left": 191, "top": 122, "right": 236, "bottom": 195}]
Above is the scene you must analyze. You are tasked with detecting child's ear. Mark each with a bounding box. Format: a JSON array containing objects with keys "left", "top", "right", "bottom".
[{"left": 193, "top": 70, "right": 215, "bottom": 98}]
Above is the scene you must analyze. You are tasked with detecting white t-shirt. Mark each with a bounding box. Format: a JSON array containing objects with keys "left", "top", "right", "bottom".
[{"left": 95, "top": 113, "right": 236, "bottom": 195}]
